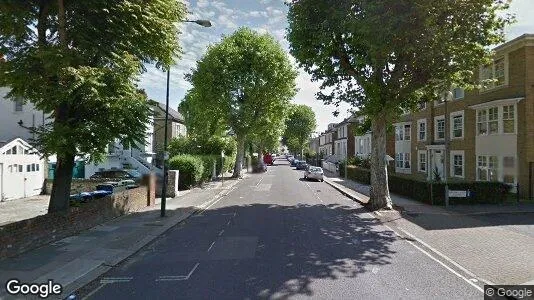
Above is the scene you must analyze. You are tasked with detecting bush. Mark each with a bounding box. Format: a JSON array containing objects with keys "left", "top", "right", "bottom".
[
  {"left": 169, "top": 155, "right": 204, "bottom": 190},
  {"left": 345, "top": 166, "right": 512, "bottom": 205}
]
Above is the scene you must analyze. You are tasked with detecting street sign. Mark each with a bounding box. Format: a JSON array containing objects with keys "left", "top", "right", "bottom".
[{"left": 448, "top": 190, "right": 468, "bottom": 198}]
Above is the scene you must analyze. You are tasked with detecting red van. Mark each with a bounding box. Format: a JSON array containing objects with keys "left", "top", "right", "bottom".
[{"left": 263, "top": 153, "right": 274, "bottom": 165}]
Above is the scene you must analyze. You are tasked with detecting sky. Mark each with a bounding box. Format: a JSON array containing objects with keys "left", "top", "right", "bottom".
[{"left": 138, "top": 0, "right": 534, "bottom": 134}]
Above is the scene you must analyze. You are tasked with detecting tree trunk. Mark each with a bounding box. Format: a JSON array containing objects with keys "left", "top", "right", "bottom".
[
  {"left": 48, "top": 153, "right": 75, "bottom": 213},
  {"left": 232, "top": 136, "right": 245, "bottom": 178},
  {"left": 57, "top": 0, "right": 66, "bottom": 45},
  {"left": 369, "top": 111, "right": 393, "bottom": 210}
]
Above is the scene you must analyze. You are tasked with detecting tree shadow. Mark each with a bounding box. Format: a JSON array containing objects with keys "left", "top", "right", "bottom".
[{"left": 85, "top": 203, "right": 398, "bottom": 299}]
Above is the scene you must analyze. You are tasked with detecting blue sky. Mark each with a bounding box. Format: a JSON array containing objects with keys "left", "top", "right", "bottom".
[{"left": 139, "top": 0, "right": 534, "bottom": 133}]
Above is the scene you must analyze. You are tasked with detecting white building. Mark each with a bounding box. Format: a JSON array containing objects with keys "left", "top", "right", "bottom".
[{"left": 0, "top": 138, "right": 45, "bottom": 200}]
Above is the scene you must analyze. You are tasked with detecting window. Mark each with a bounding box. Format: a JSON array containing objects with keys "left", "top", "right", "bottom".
[
  {"left": 358, "top": 139, "right": 364, "bottom": 154},
  {"left": 488, "top": 107, "right": 498, "bottom": 134},
  {"left": 451, "top": 151, "right": 464, "bottom": 178},
  {"left": 503, "top": 105, "right": 515, "bottom": 133},
  {"left": 494, "top": 58, "right": 505, "bottom": 86},
  {"left": 477, "top": 155, "right": 498, "bottom": 181},
  {"left": 11, "top": 146, "right": 17, "bottom": 155},
  {"left": 404, "top": 153, "right": 411, "bottom": 169},
  {"left": 18, "top": 165, "right": 23, "bottom": 172},
  {"left": 453, "top": 88, "right": 465, "bottom": 100},
  {"left": 14, "top": 98, "right": 23, "bottom": 112},
  {"left": 27, "top": 165, "right": 31, "bottom": 172},
  {"left": 395, "top": 126, "right": 404, "bottom": 141},
  {"left": 418, "top": 119, "right": 426, "bottom": 141},
  {"left": 31, "top": 164, "right": 36, "bottom": 172},
  {"left": 395, "top": 153, "right": 404, "bottom": 169},
  {"left": 503, "top": 156, "right": 515, "bottom": 184},
  {"left": 477, "top": 110, "right": 488, "bottom": 135},
  {"left": 404, "top": 124, "right": 411, "bottom": 141},
  {"left": 451, "top": 112, "right": 464, "bottom": 139},
  {"left": 480, "top": 57, "right": 507, "bottom": 89},
  {"left": 435, "top": 117, "right": 445, "bottom": 140},
  {"left": 36, "top": 164, "right": 40, "bottom": 171},
  {"left": 418, "top": 101, "right": 427, "bottom": 111},
  {"left": 418, "top": 151, "right": 427, "bottom": 172}
]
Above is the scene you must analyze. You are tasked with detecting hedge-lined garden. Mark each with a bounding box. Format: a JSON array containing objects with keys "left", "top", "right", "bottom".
[
  {"left": 344, "top": 166, "right": 512, "bottom": 205},
  {"left": 168, "top": 136, "right": 236, "bottom": 190}
]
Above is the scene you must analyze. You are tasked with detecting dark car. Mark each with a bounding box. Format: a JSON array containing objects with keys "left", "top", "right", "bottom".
[
  {"left": 290, "top": 159, "right": 299, "bottom": 167},
  {"left": 296, "top": 161, "right": 308, "bottom": 170},
  {"left": 89, "top": 169, "right": 143, "bottom": 182}
]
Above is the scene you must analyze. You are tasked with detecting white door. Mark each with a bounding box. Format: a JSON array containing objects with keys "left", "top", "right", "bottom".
[
  {"left": 24, "top": 162, "right": 44, "bottom": 197},
  {"left": 432, "top": 150, "right": 444, "bottom": 181}
]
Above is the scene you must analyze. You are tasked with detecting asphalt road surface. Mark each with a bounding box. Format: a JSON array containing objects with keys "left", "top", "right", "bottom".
[{"left": 79, "top": 158, "right": 483, "bottom": 300}]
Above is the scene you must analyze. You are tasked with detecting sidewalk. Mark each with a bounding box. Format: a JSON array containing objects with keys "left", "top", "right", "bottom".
[
  {"left": 0, "top": 176, "right": 245, "bottom": 299},
  {"left": 323, "top": 172, "right": 534, "bottom": 285}
]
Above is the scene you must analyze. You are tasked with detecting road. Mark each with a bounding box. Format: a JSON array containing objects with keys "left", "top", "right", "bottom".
[{"left": 79, "top": 158, "right": 483, "bottom": 300}]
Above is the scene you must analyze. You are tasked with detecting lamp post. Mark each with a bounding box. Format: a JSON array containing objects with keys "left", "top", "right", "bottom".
[
  {"left": 160, "top": 19, "right": 212, "bottom": 218},
  {"left": 443, "top": 91, "right": 453, "bottom": 208}
]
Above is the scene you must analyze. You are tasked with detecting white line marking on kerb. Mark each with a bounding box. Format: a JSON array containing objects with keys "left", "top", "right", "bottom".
[
  {"left": 218, "top": 229, "right": 225, "bottom": 236},
  {"left": 207, "top": 241, "right": 215, "bottom": 252},
  {"left": 187, "top": 263, "right": 200, "bottom": 278},
  {"left": 156, "top": 263, "right": 200, "bottom": 282},
  {"left": 99, "top": 277, "right": 132, "bottom": 284},
  {"left": 379, "top": 221, "right": 484, "bottom": 293}
]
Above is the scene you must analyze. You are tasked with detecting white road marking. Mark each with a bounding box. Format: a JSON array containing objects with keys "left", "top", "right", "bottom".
[
  {"left": 207, "top": 241, "right": 216, "bottom": 252},
  {"left": 218, "top": 229, "right": 225, "bottom": 236},
  {"left": 304, "top": 181, "right": 323, "bottom": 203},
  {"left": 156, "top": 263, "right": 200, "bottom": 282},
  {"left": 226, "top": 220, "right": 231, "bottom": 226},
  {"left": 100, "top": 277, "right": 133, "bottom": 284},
  {"left": 199, "top": 185, "right": 239, "bottom": 213},
  {"left": 255, "top": 175, "right": 265, "bottom": 187},
  {"left": 379, "top": 221, "right": 484, "bottom": 293}
]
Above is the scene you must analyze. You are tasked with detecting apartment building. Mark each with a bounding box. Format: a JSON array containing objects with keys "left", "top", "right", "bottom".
[
  {"left": 318, "top": 123, "right": 337, "bottom": 156},
  {"left": 333, "top": 117, "right": 357, "bottom": 160},
  {"left": 392, "top": 34, "right": 534, "bottom": 198}
]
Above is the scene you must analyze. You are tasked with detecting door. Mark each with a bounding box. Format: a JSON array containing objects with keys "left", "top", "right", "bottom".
[{"left": 432, "top": 150, "right": 444, "bottom": 181}]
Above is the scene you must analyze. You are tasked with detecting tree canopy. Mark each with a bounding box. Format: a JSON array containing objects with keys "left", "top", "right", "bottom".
[
  {"left": 184, "top": 27, "right": 298, "bottom": 177},
  {"left": 287, "top": 0, "right": 512, "bottom": 209},
  {"left": 0, "top": 0, "right": 186, "bottom": 212},
  {"left": 282, "top": 104, "right": 316, "bottom": 154}
]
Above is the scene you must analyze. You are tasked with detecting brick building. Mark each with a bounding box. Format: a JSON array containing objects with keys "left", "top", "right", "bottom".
[{"left": 392, "top": 34, "right": 534, "bottom": 198}]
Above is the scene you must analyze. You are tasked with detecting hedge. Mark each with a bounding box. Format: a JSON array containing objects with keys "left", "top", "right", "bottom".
[
  {"left": 169, "top": 155, "right": 204, "bottom": 190},
  {"left": 345, "top": 166, "right": 512, "bottom": 205}
]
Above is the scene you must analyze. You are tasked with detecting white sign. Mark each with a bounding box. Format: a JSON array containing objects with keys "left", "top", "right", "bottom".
[{"left": 448, "top": 190, "right": 467, "bottom": 198}]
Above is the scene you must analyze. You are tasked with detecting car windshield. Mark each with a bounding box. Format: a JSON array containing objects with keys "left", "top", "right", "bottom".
[{"left": 310, "top": 167, "right": 322, "bottom": 172}]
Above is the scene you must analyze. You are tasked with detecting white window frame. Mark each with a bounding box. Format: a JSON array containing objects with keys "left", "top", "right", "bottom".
[
  {"left": 450, "top": 110, "right": 464, "bottom": 139},
  {"left": 502, "top": 104, "right": 516, "bottom": 134},
  {"left": 453, "top": 88, "right": 465, "bottom": 100},
  {"left": 418, "top": 150, "right": 427, "bottom": 173},
  {"left": 434, "top": 115, "right": 445, "bottom": 141},
  {"left": 479, "top": 55, "right": 509, "bottom": 92},
  {"left": 417, "top": 119, "right": 427, "bottom": 142},
  {"left": 450, "top": 150, "right": 465, "bottom": 178},
  {"left": 477, "top": 155, "right": 499, "bottom": 182}
]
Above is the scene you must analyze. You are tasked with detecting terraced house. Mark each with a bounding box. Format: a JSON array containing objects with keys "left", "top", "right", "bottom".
[{"left": 393, "top": 34, "right": 534, "bottom": 198}]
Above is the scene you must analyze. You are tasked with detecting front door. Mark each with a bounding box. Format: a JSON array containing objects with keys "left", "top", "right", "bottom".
[{"left": 432, "top": 150, "right": 444, "bottom": 181}]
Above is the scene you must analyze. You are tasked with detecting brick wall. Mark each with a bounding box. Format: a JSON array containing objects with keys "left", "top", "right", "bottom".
[{"left": 0, "top": 186, "right": 153, "bottom": 259}]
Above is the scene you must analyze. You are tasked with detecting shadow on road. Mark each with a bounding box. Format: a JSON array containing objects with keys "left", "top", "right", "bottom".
[{"left": 82, "top": 203, "right": 398, "bottom": 299}]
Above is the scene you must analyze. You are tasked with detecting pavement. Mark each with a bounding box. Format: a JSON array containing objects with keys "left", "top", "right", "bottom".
[
  {"left": 0, "top": 175, "right": 245, "bottom": 300},
  {"left": 0, "top": 195, "right": 50, "bottom": 226},
  {"left": 70, "top": 159, "right": 496, "bottom": 299},
  {"left": 323, "top": 171, "right": 534, "bottom": 286}
]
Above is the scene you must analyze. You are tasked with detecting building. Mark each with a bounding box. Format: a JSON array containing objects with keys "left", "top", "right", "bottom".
[
  {"left": 318, "top": 123, "right": 337, "bottom": 157},
  {"left": 151, "top": 101, "right": 187, "bottom": 167},
  {"left": 0, "top": 138, "right": 45, "bottom": 200},
  {"left": 392, "top": 34, "right": 534, "bottom": 197},
  {"left": 0, "top": 87, "right": 47, "bottom": 144},
  {"left": 308, "top": 136, "right": 320, "bottom": 154},
  {"left": 333, "top": 116, "right": 358, "bottom": 160}
]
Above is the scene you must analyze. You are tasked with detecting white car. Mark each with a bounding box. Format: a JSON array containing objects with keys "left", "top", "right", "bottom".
[{"left": 304, "top": 166, "right": 324, "bottom": 182}]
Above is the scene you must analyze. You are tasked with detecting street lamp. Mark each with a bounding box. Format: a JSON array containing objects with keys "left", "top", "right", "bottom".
[
  {"left": 160, "top": 19, "right": 212, "bottom": 218},
  {"left": 443, "top": 90, "right": 453, "bottom": 208}
]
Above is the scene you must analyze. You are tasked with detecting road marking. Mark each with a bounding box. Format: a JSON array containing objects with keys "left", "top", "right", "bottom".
[
  {"left": 156, "top": 263, "right": 200, "bottom": 282},
  {"left": 99, "top": 277, "right": 133, "bottom": 284},
  {"left": 218, "top": 229, "right": 225, "bottom": 236},
  {"left": 255, "top": 175, "right": 265, "bottom": 187},
  {"left": 207, "top": 241, "right": 215, "bottom": 252},
  {"left": 226, "top": 220, "right": 231, "bottom": 226},
  {"left": 304, "top": 181, "right": 323, "bottom": 203},
  {"left": 380, "top": 221, "right": 484, "bottom": 293},
  {"left": 199, "top": 184, "right": 239, "bottom": 213}
]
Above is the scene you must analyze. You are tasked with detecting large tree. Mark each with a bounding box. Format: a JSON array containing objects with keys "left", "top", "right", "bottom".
[
  {"left": 185, "top": 28, "right": 297, "bottom": 178},
  {"left": 287, "top": 0, "right": 512, "bottom": 209},
  {"left": 0, "top": 0, "right": 186, "bottom": 212},
  {"left": 282, "top": 104, "right": 316, "bottom": 156}
]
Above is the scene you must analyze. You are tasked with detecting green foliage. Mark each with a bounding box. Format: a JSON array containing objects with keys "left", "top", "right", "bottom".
[
  {"left": 287, "top": 0, "right": 512, "bottom": 117},
  {"left": 168, "top": 136, "right": 237, "bottom": 157},
  {"left": 283, "top": 104, "right": 316, "bottom": 153},
  {"left": 169, "top": 155, "right": 204, "bottom": 190},
  {"left": 348, "top": 156, "right": 371, "bottom": 169},
  {"left": 184, "top": 27, "right": 298, "bottom": 176}
]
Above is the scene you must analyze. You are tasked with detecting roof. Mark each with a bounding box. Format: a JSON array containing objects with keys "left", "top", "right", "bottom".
[
  {"left": 0, "top": 138, "right": 34, "bottom": 153},
  {"left": 152, "top": 101, "right": 184, "bottom": 122},
  {"left": 493, "top": 33, "right": 534, "bottom": 52}
]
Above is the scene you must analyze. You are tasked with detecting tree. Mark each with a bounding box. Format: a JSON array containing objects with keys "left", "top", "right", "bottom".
[
  {"left": 185, "top": 28, "right": 297, "bottom": 178},
  {"left": 287, "top": 0, "right": 512, "bottom": 209},
  {"left": 0, "top": 0, "right": 186, "bottom": 212},
  {"left": 283, "top": 104, "right": 316, "bottom": 156}
]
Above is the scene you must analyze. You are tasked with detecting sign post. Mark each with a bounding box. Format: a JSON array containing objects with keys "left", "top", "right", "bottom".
[{"left": 221, "top": 151, "right": 225, "bottom": 187}]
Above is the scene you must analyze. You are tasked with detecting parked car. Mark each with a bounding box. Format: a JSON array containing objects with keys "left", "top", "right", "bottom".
[
  {"left": 296, "top": 161, "right": 308, "bottom": 170},
  {"left": 89, "top": 169, "right": 143, "bottom": 182},
  {"left": 304, "top": 166, "right": 324, "bottom": 182},
  {"left": 290, "top": 159, "right": 299, "bottom": 167}
]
